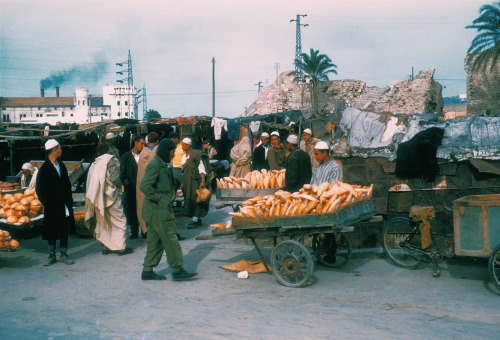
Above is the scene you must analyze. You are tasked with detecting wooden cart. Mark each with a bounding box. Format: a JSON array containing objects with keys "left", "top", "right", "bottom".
[
  {"left": 453, "top": 194, "right": 500, "bottom": 291},
  {"left": 213, "top": 199, "right": 377, "bottom": 287}
]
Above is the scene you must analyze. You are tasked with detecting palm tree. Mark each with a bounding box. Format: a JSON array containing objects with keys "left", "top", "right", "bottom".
[
  {"left": 291, "top": 48, "right": 338, "bottom": 110},
  {"left": 466, "top": 2, "right": 500, "bottom": 71}
]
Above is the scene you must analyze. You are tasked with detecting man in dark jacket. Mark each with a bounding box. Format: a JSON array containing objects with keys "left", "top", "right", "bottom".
[
  {"left": 252, "top": 132, "right": 270, "bottom": 171},
  {"left": 120, "top": 135, "right": 145, "bottom": 239},
  {"left": 140, "top": 138, "right": 196, "bottom": 281},
  {"left": 36, "top": 139, "right": 75, "bottom": 266},
  {"left": 282, "top": 134, "right": 312, "bottom": 193}
]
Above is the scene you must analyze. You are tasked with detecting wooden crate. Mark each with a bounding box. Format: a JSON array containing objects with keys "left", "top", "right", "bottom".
[{"left": 453, "top": 194, "right": 500, "bottom": 257}]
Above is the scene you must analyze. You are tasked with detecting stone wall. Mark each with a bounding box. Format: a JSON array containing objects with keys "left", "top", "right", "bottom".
[
  {"left": 243, "top": 69, "right": 443, "bottom": 117},
  {"left": 465, "top": 54, "right": 500, "bottom": 116}
]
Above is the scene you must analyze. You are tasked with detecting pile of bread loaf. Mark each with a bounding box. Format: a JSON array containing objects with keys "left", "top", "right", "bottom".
[
  {"left": 229, "top": 181, "right": 373, "bottom": 220},
  {"left": 216, "top": 169, "right": 286, "bottom": 189},
  {"left": 0, "top": 187, "right": 43, "bottom": 224},
  {"left": 0, "top": 181, "right": 21, "bottom": 192}
]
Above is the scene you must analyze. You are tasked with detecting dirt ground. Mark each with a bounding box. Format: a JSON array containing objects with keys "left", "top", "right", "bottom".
[{"left": 1, "top": 201, "right": 499, "bottom": 339}]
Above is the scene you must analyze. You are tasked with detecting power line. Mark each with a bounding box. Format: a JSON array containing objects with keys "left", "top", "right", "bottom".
[{"left": 149, "top": 90, "right": 254, "bottom": 96}]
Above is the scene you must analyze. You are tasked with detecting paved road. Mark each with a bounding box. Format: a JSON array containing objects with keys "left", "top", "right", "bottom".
[{"left": 1, "top": 203, "right": 499, "bottom": 339}]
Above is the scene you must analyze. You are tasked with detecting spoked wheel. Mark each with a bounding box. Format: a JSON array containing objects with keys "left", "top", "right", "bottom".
[
  {"left": 271, "top": 240, "right": 314, "bottom": 288},
  {"left": 488, "top": 243, "right": 500, "bottom": 292},
  {"left": 382, "top": 217, "right": 426, "bottom": 269},
  {"left": 312, "top": 233, "right": 352, "bottom": 268}
]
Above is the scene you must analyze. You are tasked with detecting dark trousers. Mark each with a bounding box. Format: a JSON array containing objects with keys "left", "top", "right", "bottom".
[{"left": 123, "top": 188, "right": 140, "bottom": 236}]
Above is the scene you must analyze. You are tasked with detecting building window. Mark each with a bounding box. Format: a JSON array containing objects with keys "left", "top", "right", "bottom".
[
  {"left": 125, "top": 112, "right": 128, "bottom": 116},
  {"left": 83, "top": 100, "right": 85, "bottom": 105},
  {"left": 117, "top": 101, "right": 120, "bottom": 105},
  {"left": 71, "top": 114, "right": 73, "bottom": 117},
  {"left": 1, "top": 108, "right": 5, "bottom": 110},
  {"left": 78, "top": 100, "right": 80, "bottom": 105},
  {"left": 117, "top": 112, "right": 121, "bottom": 117},
  {"left": 125, "top": 101, "right": 128, "bottom": 105}
]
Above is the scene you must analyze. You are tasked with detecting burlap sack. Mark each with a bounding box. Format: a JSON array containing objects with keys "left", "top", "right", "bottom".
[{"left": 220, "top": 259, "right": 270, "bottom": 274}]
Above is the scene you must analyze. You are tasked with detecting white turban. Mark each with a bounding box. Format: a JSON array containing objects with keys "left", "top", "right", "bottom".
[
  {"left": 182, "top": 138, "right": 192, "bottom": 145},
  {"left": 286, "top": 135, "right": 298, "bottom": 144},
  {"left": 22, "top": 163, "right": 35, "bottom": 172},
  {"left": 270, "top": 131, "right": 280, "bottom": 137},
  {"left": 105, "top": 132, "right": 116, "bottom": 140},
  {"left": 45, "top": 139, "right": 59, "bottom": 150},
  {"left": 303, "top": 128, "right": 312, "bottom": 135},
  {"left": 261, "top": 132, "right": 269, "bottom": 138}
]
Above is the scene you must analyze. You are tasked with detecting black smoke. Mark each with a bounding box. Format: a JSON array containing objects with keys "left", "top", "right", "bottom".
[{"left": 40, "top": 56, "right": 108, "bottom": 89}]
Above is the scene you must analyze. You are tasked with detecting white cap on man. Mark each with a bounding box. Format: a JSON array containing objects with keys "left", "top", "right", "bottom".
[
  {"left": 182, "top": 138, "right": 192, "bottom": 145},
  {"left": 286, "top": 135, "right": 298, "bottom": 144},
  {"left": 314, "top": 141, "right": 329, "bottom": 150},
  {"left": 303, "top": 128, "right": 312, "bottom": 135},
  {"left": 44, "top": 139, "right": 59, "bottom": 150},
  {"left": 105, "top": 132, "right": 116, "bottom": 140},
  {"left": 261, "top": 132, "right": 269, "bottom": 138},
  {"left": 270, "top": 131, "right": 280, "bottom": 137}
]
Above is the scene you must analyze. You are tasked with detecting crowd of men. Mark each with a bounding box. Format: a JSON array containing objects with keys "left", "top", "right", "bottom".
[{"left": 33, "top": 127, "right": 341, "bottom": 280}]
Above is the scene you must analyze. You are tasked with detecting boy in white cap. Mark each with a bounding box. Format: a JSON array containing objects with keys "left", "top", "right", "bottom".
[
  {"left": 310, "top": 141, "right": 342, "bottom": 265},
  {"left": 300, "top": 128, "right": 321, "bottom": 171},
  {"left": 20, "top": 162, "right": 38, "bottom": 188},
  {"left": 310, "top": 141, "right": 342, "bottom": 185},
  {"left": 267, "top": 131, "right": 285, "bottom": 170},
  {"left": 181, "top": 138, "right": 210, "bottom": 228},
  {"left": 283, "top": 135, "right": 312, "bottom": 193},
  {"left": 36, "top": 139, "right": 75, "bottom": 266},
  {"left": 252, "top": 132, "right": 270, "bottom": 171}
]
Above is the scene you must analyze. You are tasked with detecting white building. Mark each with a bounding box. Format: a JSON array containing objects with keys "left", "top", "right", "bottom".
[{"left": 0, "top": 85, "right": 138, "bottom": 125}]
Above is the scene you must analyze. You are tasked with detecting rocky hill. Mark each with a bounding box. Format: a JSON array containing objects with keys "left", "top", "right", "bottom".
[{"left": 242, "top": 69, "right": 443, "bottom": 117}]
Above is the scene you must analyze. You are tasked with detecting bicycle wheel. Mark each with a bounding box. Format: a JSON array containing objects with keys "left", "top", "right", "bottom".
[
  {"left": 312, "top": 233, "right": 352, "bottom": 268},
  {"left": 488, "top": 243, "right": 500, "bottom": 292},
  {"left": 382, "top": 217, "right": 425, "bottom": 269}
]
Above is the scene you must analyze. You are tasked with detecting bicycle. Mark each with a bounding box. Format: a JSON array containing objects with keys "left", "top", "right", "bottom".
[{"left": 381, "top": 217, "right": 453, "bottom": 277}]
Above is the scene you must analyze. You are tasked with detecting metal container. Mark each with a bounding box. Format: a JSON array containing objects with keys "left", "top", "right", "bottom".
[{"left": 453, "top": 194, "right": 500, "bottom": 257}]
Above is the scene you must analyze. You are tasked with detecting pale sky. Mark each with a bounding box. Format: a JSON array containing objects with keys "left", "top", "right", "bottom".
[{"left": 0, "top": 0, "right": 486, "bottom": 119}]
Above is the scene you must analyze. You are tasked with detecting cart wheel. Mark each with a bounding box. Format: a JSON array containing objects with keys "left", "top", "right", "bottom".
[
  {"left": 488, "top": 243, "right": 500, "bottom": 292},
  {"left": 312, "top": 233, "right": 352, "bottom": 268},
  {"left": 271, "top": 240, "right": 314, "bottom": 288},
  {"left": 382, "top": 217, "right": 425, "bottom": 269}
]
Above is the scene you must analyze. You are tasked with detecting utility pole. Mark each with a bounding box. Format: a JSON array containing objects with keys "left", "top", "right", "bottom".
[
  {"left": 274, "top": 62, "right": 280, "bottom": 81},
  {"left": 212, "top": 57, "right": 215, "bottom": 117},
  {"left": 142, "top": 84, "right": 147, "bottom": 120},
  {"left": 255, "top": 81, "right": 263, "bottom": 94},
  {"left": 290, "top": 14, "right": 308, "bottom": 71},
  {"left": 116, "top": 49, "right": 136, "bottom": 119}
]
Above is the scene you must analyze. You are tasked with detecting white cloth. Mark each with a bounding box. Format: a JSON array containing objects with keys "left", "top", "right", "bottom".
[
  {"left": 21, "top": 167, "right": 38, "bottom": 188},
  {"left": 132, "top": 151, "right": 140, "bottom": 164},
  {"left": 211, "top": 117, "right": 227, "bottom": 140},
  {"left": 249, "top": 121, "right": 261, "bottom": 134},
  {"left": 182, "top": 153, "right": 207, "bottom": 174},
  {"left": 85, "top": 154, "right": 126, "bottom": 251}
]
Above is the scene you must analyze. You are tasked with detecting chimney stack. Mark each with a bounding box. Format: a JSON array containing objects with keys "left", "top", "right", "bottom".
[
  {"left": 56, "top": 87, "right": 60, "bottom": 97},
  {"left": 41, "top": 88, "right": 45, "bottom": 97}
]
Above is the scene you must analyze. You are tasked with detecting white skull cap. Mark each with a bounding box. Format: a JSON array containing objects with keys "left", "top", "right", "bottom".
[
  {"left": 261, "top": 132, "right": 269, "bottom": 138},
  {"left": 314, "top": 141, "right": 329, "bottom": 150},
  {"left": 44, "top": 139, "right": 59, "bottom": 150},
  {"left": 286, "top": 135, "right": 298, "bottom": 144},
  {"left": 303, "top": 128, "right": 312, "bottom": 135},
  {"left": 182, "top": 138, "right": 192, "bottom": 145},
  {"left": 270, "top": 131, "right": 280, "bottom": 137},
  {"left": 105, "top": 132, "right": 116, "bottom": 140}
]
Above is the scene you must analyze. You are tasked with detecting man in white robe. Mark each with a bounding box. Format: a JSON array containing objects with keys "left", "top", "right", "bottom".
[{"left": 85, "top": 144, "right": 133, "bottom": 255}]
